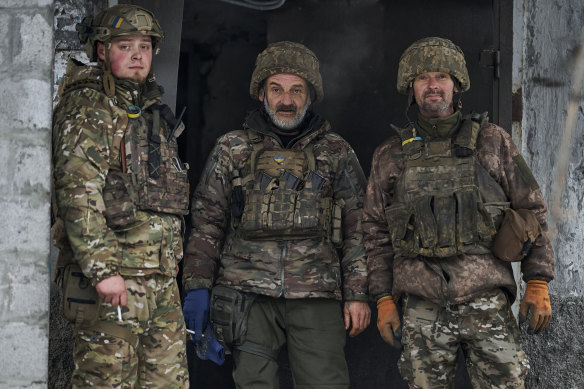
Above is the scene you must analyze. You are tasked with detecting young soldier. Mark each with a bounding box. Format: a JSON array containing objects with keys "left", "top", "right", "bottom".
[
  {"left": 182, "top": 41, "right": 370, "bottom": 388},
  {"left": 363, "top": 37, "right": 554, "bottom": 388},
  {"left": 52, "top": 5, "right": 189, "bottom": 387}
]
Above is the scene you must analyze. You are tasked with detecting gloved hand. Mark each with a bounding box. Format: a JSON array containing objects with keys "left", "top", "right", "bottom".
[
  {"left": 377, "top": 296, "right": 402, "bottom": 348},
  {"left": 519, "top": 280, "right": 552, "bottom": 334},
  {"left": 192, "top": 323, "right": 225, "bottom": 366},
  {"left": 183, "top": 288, "right": 210, "bottom": 342}
]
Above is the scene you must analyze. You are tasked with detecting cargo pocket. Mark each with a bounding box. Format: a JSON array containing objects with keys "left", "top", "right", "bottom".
[{"left": 103, "top": 171, "right": 145, "bottom": 231}]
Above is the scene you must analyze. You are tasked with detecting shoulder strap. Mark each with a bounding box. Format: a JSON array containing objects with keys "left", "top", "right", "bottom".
[{"left": 454, "top": 112, "right": 489, "bottom": 152}]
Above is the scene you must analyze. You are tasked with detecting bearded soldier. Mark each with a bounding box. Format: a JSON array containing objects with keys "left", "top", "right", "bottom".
[
  {"left": 52, "top": 5, "right": 189, "bottom": 387},
  {"left": 182, "top": 41, "right": 370, "bottom": 388},
  {"left": 363, "top": 37, "right": 554, "bottom": 388}
]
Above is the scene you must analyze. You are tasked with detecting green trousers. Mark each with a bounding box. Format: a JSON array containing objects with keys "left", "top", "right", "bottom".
[{"left": 233, "top": 297, "right": 349, "bottom": 389}]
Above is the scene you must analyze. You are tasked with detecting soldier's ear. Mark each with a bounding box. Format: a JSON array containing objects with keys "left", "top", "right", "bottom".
[
  {"left": 258, "top": 88, "right": 265, "bottom": 102},
  {"left": 453, "top": 79, "right": 460, "bottom": 94},
  {"left": 97, "top": 42, "right": 106, "bottom": 62}
]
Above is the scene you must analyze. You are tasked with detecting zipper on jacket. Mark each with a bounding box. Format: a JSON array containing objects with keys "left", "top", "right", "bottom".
[{"left": 279, "top": 243, "right": 287, "bottom": 297}]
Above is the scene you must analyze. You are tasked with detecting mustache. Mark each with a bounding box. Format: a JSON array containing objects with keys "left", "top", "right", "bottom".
[
  {"left": 276, "top": 104, "right": 297, "bottom": 113},
  {"left": 423, "top": 89, "right": 444, "bottom": 98}
]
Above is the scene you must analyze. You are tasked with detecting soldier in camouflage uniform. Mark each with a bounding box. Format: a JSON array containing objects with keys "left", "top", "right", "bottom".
[
  {"left": 182, "top": 41, "right": 370, "bottom": 388},
  {"left": 363, "top": 37, "right": 555, "bottom": 388},
  {"left": 52, "top": 5, "right": 189, "bottom": 388}
]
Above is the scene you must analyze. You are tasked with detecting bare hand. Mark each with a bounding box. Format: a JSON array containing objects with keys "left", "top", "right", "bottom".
[
  {"left": 96, "top": 275, "right": 127, "bottom": 307},
  {"left": 343, "top": 301, "right": 371, "bottom": 337}
]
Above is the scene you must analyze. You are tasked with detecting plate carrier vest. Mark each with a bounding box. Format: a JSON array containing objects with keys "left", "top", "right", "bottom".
[
  {"left": 232, "top": 130, "right": 342, "bottom": 244},
  {"left": 386, "top": 113, "right": 510, "bottom": 258},
  {"left": 60, "top": 70, "right": 190, "bottom": 231}
]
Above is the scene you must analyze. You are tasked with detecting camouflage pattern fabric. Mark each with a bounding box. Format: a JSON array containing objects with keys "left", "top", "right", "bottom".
[
  {"left": 183, "top": 109, "right": 368, "bottom": 302},
  {"left": 78, "top": 4, "right": 165, "bottom": 62},
  {"left": 53, "top": 59, "right": 188, "bottom": 386},
  {"left": 249, "top": 41, "right": 324, "bottom": 103},
  {"left": 396, "top": 37, "right": 470, "bottom": 94},
  {"left": 53, "top": 60, "right": 185, "bottom": 283},
  {"left": 72, "top": 275, "right": 189, "bottom": 388},
  {"left": 363, "top": 117, "right": 554, "bottom": 306},
  {"left": 398, "top": 289, "right": 529, "bottom": 388},
  {"left": 386, "top": 113, "right": 510, "bottom": 259}
]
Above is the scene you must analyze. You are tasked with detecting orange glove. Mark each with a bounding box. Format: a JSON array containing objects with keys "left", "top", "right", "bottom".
[
  {"left": 377, "top": 296, "right": 402, "bottom": 348},
  {"left": 519, "top": 280, "right": 552, "bottom": 333}
]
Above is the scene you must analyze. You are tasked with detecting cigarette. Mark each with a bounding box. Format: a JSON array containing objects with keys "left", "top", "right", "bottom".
[{"left": 117, "top": 305, "right": 123, "bottom": 322}]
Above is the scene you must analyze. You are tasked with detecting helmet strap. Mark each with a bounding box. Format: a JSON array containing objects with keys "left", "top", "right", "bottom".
[
  {"left": 103, "top": 41, "right": 116, "bottom": 98},
  {"left": 404, "top": 88, "right": 416, "bottom": 126}
]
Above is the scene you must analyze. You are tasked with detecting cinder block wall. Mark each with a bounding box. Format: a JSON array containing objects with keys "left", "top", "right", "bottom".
[{"left": 0, "top": 0, "right": 54, "bottom": 388}]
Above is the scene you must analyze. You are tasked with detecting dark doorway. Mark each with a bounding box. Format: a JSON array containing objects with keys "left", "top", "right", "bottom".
[{"left": 175, "top": 1, "right": 510, "bottom": 388}]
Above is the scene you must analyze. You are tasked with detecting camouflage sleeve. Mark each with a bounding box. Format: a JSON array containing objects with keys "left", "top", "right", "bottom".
[
  {"left": 182, "top": 135, "right": 234, "bottom": 291},
  {"left": 478, "top": 124, "right": 555, "bottom": 282},
  {"left": 332, "top": 141, "right": 368, "bottom": 302},
  {"left": 362, "top": 137, "right": 404, "bottom": 301},
  {"left": 52, "top": 90, "right": 122, "bottom": 283}
]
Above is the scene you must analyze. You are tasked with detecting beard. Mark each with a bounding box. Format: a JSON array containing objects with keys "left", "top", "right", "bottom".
[
  {"left": 419, "top": 90, "right": 450, "bottom": 115},
  {"left": 263, "top": 98, "right": 310, "bottom": 131}
]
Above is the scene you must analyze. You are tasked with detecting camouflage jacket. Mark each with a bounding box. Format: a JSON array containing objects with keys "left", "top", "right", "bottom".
[
  {"left": 182, "top": 109, "right": 368, "bottom": 301},
  {"left": 363, "top": 115, "right": 554, "bottom": 306},
  {"left": 52, "top": 59, "right": 184, "bottom": 284}
]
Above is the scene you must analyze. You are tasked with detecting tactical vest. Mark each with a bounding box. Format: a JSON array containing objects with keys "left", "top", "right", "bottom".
[
  {"left": 102, "top": 104, "right": 190, "bottom": 230},
  {"left": 386, "top": 113, "right": 509, "bottom": 258},
  {"left": 233, "top": 130, "right": 342, "bottom": 244},
  {"left": 59, "top": 64, "right": 190, "bottom": 230}
]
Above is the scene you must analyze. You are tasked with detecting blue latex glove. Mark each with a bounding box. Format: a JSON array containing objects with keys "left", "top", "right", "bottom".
[
  {"left": 183, "top": 288, "right": 210, "bottom": 342},
  {"left": 193, "top": 324, "right": 225, "bottom": 366}
]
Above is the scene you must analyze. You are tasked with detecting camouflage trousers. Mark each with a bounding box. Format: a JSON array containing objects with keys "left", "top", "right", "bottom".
[
  {"left": 71, "top": 274, "right": 189, "bottom": 388},
  {"left": 398, "top": 289, "right": 529, "bottom": 389}
]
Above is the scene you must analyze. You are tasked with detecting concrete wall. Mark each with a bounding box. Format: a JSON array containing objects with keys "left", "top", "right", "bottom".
[
  {"left": 0, "top": 0, "right": 54, "bottom": 388},
  {"left": 0, "top": 0, "right": 579, "bottom": 387},
  {"left": 515, "top": 0, "right": 584, "bottom": 388}
]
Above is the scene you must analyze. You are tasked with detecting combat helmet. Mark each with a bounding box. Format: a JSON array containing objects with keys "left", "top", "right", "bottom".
[
  {"left": 250, "top": 41, "right": 324, "bottom": 103},
  {"left": 77, "top": 4, "right": 164, "bottom": 62},
  {"left": 396, "top": 37, "right": 470, "bottom": 95}
]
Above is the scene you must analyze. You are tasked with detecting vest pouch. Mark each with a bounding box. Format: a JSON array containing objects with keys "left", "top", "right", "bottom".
[
  {"left": 60, "top": 262, "right": 100, "bottom": 327},
  {"left": 491, "top": 208, "right": 542, "bottom": 262},
  {"left": 240, "top": 188, "right": 270, "bottom": 235},
  {"left": 414, "top": 196, "right": 437, "bottom": 252},
  {"left": 455, "top": 190, "right": 479, "bottom": 245},
  {"left": 384, "top": 203, "right": 415, "bottom": 255},
  {"left": 268, "top": 189, "right": 296, "bottom": 231},
  {"left": 103, "top": 171, "right": 144, "bottom": 231},
  {"left": 294, "top": 190, "right": 327, "bottom": 234},
  {"left": 434, "top": 195, "right": 456, "bottom": 249},
  {"left": 142, "top": 140, "right": 190, "bottom": 215},
  {"left": 210, "top": 285, "right": 256, "bottom": 351},
  {"left": 330, "top": 200, "right": 343, "bottom": 247}
]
